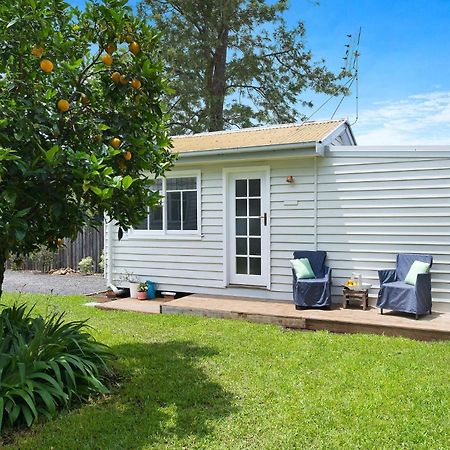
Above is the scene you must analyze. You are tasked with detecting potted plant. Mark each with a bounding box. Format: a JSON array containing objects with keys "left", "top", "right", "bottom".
[
  {"left": 137, "top": 282, "right": 148, "bottom": 300},
  {"left": 123, "top": 271, "right": 139, "bottom": 299}
]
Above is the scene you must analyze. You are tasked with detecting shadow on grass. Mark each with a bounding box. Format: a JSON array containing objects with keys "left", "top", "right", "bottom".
[
  {"left": 109, "top": 340, "right": 236, "bottom": 443},
  {"left": 87, "top": 340, "right": 237, "bottom": 449},
  {"left": 4, "top": 340, "right": 236, "bottom": 449}
]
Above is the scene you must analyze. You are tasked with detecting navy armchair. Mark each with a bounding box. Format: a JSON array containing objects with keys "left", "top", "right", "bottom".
[
  {"left": 292, "top": 250, "right": 332, "bottom": 309},
  {"left": 377, "top": 253, "right": 433, "bottom": 319}
]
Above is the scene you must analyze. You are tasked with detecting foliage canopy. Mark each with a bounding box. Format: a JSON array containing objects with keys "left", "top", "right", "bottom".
[
  {"left": 0, "top": 0, "right": 175, "bottom": 292},
  {"left": 140, "top": 0, "right": 352, "bottom": 133}
]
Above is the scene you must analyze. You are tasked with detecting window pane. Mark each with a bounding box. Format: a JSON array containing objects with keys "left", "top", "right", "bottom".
[
  {"left": 249, "top": 257, "right": 261, "bottom": 275},
  {"left": 236, "top": 257, "right": 247, "bottom": 274},
  {"left": 249, "top": 218, "right": 261, "bottom": 236},
  {"left": 249, "top": 179, "right": 261, "bottom": 197},
  {"left": 249, "top": 238, "right": 261, "bottom": 256},
  {"left": 249, "top": 199, "right": 260, "bottom": 216},
  {"left": 167, "top": 177, "right": 196, "bottom": 190},
  {"left": 236, "top": 218, "right": 247, "bottom": 236},
  {"left": 236, "top": 179, "right": 247, "bottom": 197},
  {"left": 167, "top": 191, "right": 181, "bottom": 230},
  {"left": 236, "top": 199, "right": 247, "bottom": 217},
  {"left": 149, "top": 205, "right": 163, "bottom": 230},
  {"left": 236, "top": 238, "right": 247, "bottom": 255},
  {"left": 182, "top": 191, "right": 197, "bottom": 230}
]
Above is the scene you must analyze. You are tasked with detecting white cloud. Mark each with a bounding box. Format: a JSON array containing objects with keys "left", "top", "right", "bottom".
[{"left": 351, "top": 91, "right": 450, "bottom": 145}]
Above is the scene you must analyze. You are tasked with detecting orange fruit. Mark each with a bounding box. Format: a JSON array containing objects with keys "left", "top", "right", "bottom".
[
  {"left": 31, "top": 45, "right": 44, "bottom": 58},
  {"left": 124, "top": 151, "right": 132, "bottom": 161},
  {"left": 119, "top": 160, "right": 127, "bottom": 170},
  {"left": 101, "top": 54, "right": 113, "bottom": 66},
  {"left": 125, "top": 35, "right": 134, "bottom": 43},
  {"left": 129, "top": 41, "right": 139, "bottom": 55},
  {"left": 111, "top": 71, "right": 121, "bottom": 83},
  {"left": 110, "top": 137, "right": 121, "bottom": 149},
  {"left": 80, "top": 94, "right": 89, "bottom": 106},
  {"left": 40, "top": 59, "right": 54, "bottom": 73},
  {"left": 131, "top": 79, "right": 141, "bottom": 89},
  {"left": 105, "top": 42, "right": 116, "bottom": 55},
  {"left": 119, "top": 75, "right": 128, "bottom": 85},
  {"left": 57, "top": 99, "right": 70, "bottom": 112}
]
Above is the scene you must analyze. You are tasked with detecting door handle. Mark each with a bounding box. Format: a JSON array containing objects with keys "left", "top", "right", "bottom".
[{"left": 260, "top": 213, "right": 267, "bottom": 226}]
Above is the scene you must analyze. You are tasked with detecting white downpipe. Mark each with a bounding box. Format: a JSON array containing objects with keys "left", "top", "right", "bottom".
[
  {"left": 313, "top": 157, "right": 318, "bottom": 250},
  {"left": 106, "top": 217, "right": 114, "bottom": 287}
]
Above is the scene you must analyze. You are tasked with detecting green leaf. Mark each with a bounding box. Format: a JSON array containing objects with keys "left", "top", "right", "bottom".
[
  {"left": 90, "top": 186, "right": 102, "bottom": 196},
  {"left": 122, "top": 175, "right": 134, "bottom": 189},
  {"left": 16, "top": 208, "right": 31, "bottom": 218},
  {"left": 15, "top": 229, "right": 26, "bottom": 241},
  {"left": 3, "top": 190, "right": 17, "bottom": 205},
  {"left": 45, "top": 145, "right": 60, "bottom": 164}
]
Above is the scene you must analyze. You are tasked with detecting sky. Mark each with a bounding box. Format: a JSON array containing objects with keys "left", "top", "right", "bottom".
[{"left": 68, "top": 0, "right": 450, "bottom": 145}]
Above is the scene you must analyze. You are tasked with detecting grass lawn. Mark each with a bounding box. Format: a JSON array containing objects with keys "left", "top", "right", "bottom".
[{"left": 1, "top": 293, "right": 449, "bottom": 449}]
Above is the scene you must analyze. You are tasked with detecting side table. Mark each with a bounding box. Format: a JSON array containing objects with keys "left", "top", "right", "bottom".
[{"left": 342, "top": 288, "right": 369, "bottom": 310}]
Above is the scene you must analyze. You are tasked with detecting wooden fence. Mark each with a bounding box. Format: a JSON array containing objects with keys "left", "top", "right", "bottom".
[{"left": 7, "top": 225, "right": 104, "bottom": 273}]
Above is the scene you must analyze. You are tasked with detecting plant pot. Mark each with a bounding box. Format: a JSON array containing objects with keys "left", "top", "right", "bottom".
[
  {"left": 137, "top": 291, "right": 147, "bottom": 300},
  {"left": 129, "top": 282, "right": 140, "bottom": 299}
]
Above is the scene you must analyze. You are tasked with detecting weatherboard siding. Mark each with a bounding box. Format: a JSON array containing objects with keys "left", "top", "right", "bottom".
[
  {"left": 109, "top": 165, "right": 224, "bottom": 290},
  {"left": 108, "top": 159, "right": 317, "bottom": 300},
  {"left": 107, "top": 149, "right": 450, "bottom": 309},
  {"left": 317, "top": 150, "right": 450, "bottom": 307}
]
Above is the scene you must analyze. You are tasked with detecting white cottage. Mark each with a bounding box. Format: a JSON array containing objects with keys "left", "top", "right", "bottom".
[{"left": 105, "top": 119, "right": 450, "bottom": 312}]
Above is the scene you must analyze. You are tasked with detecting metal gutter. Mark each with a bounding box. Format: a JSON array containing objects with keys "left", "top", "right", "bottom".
[{"left": 177, "top": 141, "right": 318, "bottom": 158}]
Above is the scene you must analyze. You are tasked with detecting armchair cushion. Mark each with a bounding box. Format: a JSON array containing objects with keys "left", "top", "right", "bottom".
[
  {"left": 290, "top": 258, "right": 315, "bottom": 279},
  {"left": 404, "top": 260, "right": 430, "bottom": 286}
]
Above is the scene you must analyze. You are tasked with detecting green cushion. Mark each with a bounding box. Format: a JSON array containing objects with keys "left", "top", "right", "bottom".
[
  {"left": 290, "top": 258, "right": 315, "bottom": 279},
  {"left": 404, "top": 260, "right": 430, "bottom": 286}
]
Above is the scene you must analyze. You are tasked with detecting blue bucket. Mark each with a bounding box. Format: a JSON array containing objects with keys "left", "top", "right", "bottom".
[{"left": 146, "top": 280, "right": 156, "bottom": 300}]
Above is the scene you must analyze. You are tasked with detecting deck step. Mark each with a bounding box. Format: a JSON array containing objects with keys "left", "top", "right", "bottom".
[{"left": 161, "top": 294, "right": 450, "bottom": 341}]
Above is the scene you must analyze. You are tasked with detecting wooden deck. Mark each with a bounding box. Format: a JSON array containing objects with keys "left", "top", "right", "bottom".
[
  {"left": 161, "top": 294, "right": 450, "bottom": 341},
  {"left": 95, "top": 297, "right": 166, "bottom": 314}
]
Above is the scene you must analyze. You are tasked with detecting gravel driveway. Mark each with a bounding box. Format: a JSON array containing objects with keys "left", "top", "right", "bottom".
[{"left": 3, "top": 270, "right": 107, "bottom": 296}]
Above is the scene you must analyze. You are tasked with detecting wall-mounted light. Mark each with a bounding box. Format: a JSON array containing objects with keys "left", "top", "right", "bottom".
[{"left": 286, "top": 175, "right": 294, "bottom": 183}]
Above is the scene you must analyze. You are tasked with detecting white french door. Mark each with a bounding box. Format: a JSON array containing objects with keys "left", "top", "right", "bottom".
[{"left": 226, "top": 168, "right": 270, "bottom": 287}]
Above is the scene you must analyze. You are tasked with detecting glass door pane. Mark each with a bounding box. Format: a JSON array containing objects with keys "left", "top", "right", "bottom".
[{"left": 234, "top": 178, "right": 262, "bottom": 276}]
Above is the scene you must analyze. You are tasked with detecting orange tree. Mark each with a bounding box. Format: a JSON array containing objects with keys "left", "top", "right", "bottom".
[{"left": 0, "top": 0, "right": 175, "bottom": 295}]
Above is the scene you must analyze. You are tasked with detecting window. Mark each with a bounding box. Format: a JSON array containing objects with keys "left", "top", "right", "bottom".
[
  {"left": 134, "top": 173, "right": 200, "bottom": 234},
  {"left": 134, "top": 179, "right": 164, "bottom": 231}
]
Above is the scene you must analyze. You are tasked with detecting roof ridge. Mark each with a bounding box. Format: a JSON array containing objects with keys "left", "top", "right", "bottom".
[{"left": 171, "top": 119, "right": 346, "bottom": 139}]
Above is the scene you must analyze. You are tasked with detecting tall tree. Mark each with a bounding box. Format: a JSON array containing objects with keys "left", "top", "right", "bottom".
[
  {"left": 139, "top": 0, "right": 352, "bottom": 133},
  {"left": 0, "top": 0, "right": 175, "bottom": 296}
]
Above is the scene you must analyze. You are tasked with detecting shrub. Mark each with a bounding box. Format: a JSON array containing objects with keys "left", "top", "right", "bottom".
[
  {"left": 30, "top": 246, "right": 56, "bottom": 273},
  {"left": 0, "top": 303, "right": 111, "bottom": 434},
  {"left": 9, "top": 255, "right": 24, "bottom": 271},
  {"left": 78, "top": 257, "right": 94, "bottom": 275}
]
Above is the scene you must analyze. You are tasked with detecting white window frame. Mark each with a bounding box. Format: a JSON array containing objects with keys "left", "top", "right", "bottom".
[{"left": 128, "top": 169, "right": 202, "bottom": 239}]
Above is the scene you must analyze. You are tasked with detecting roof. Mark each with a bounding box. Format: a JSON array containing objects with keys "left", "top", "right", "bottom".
[{"left": 171, "top": 119, "right": 348, "bottom": 153}]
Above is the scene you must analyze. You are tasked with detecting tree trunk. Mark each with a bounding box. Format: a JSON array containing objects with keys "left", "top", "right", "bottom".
[{"left": 207, "top": 23, "right": 229, "bottom": 131}]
